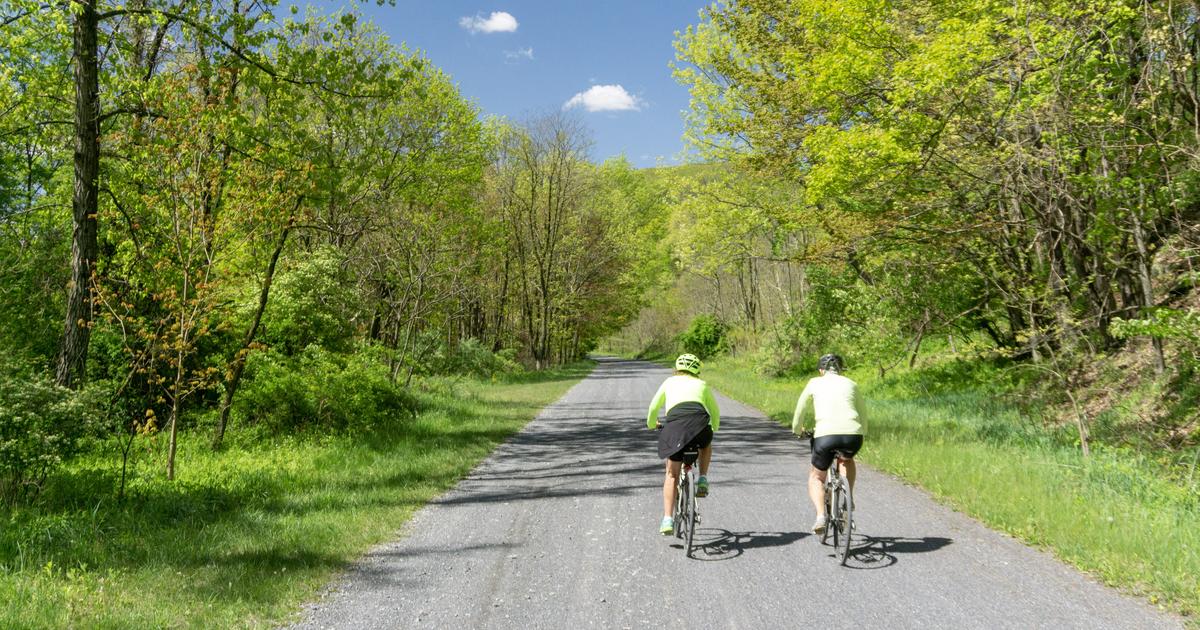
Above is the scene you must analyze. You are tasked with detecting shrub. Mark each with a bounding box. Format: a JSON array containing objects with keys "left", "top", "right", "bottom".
[
  {"left": 433, "top": 338, "right": 522, "bottom": 377},
  {"left": 0, "top": 368, "right": 98, "bottom": 503},
  {"left": 256, "top": 247, "right": 357, "bottom": 356},
  {"left": 754, "top": 323, "right": 812, "bottom": 377},
  {"left": 235, "top": 345, "right": 418, "bottom": 434},
  {"left": 1111, "top": 307, "right": 1200, "bottom": 365},
  {"left": 678, "top": 314, "right": 729, "bottom": 359},
  {"left": 404, "top": 334, "right": 522, "bottom": 378}
]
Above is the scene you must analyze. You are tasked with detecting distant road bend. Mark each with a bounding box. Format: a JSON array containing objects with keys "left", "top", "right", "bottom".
[{"left": 294, "top": 357, "right": 1183, "bottom": 630}]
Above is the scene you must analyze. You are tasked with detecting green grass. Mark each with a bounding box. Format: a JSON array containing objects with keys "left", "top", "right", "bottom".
[
  {"left": 0, "top": 361, "right": 593, "bottom": 629},
  {"left": 699, "top": 355, "right": 1199, "bottom": 623}
]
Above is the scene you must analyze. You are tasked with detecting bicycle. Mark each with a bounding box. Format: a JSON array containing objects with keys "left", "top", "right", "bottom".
[
  {"left": 672, "top": 447, "right": 701, "bottom": 558},
  {"left": 822, "top": 450, "right": 854, "bottom": 565},
  {"left": 800, "top": 431, "right": 854, "bottom": 565}
]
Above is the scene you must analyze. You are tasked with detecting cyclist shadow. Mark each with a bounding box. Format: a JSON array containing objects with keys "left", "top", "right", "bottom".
[
  {"left": 674, "top": 528, "right": 808, "bottom": 561},
  {"left": 839, "top": 534, "right": 954, "bottom": 570}
]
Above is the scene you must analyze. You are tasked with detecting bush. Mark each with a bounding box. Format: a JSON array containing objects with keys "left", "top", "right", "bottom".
[
  {"left": 256, "top": 247, "right": 357, "bottom": 356},
  {"left": 754, "top": 326, "right": 811, "bottom": 377},
  {"left": 428, "top": 338, "right": 522, "bottom": 377},
  {"left": 402, "top": 333, "right": 522, "bottom": 378},
  {"left": 1111, "top": 307, "right": 1200, "bottom": 364},
  {"left": 0, "top": 369, "right": 98, "bottom": 503},
  {"left": 678, "top": 314, "right": 729, "bottom": 359},
  {"left": 235, "top": 345, "right": 419, "bottom": 434}
]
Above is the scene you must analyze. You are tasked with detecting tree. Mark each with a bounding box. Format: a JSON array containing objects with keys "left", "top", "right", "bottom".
[
  {"left": 492, "top": 113, "right": 594, "bottom": 368},
  {"left": 674, "top": 0, "right": 1200, "bottom": 367}
]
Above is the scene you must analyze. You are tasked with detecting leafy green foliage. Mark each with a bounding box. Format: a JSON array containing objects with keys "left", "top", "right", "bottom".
[
  {"left": 1112, "top": 308, "right": 1200, "bottom": 360},
  {"left": 0, "top": 368, "right": 98, "bottom": 503},
  {"left": 678, "top": 314, "right": 729, "bottom": 359},
  {"left": 674, "top": 0, "right": 1200, "bottom": 364},
  {"left": 234, "top": 345, "right": 418, "bottom": 434},
  {"left": 418, "top": 337, "right": 521, "bottom": 378},
  {"left": 257, "top": 248, "right": 357, "bottom": 356},
  {"left": 0, "top": 0, "right": 657, "bottom": 485}
]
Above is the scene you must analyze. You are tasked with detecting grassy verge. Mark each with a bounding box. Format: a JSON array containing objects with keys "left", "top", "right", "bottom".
[
  {"left": 699, "top": 355, "right": 1198, "bottom": 622},
  {"left": 0, "top": 361, "right": 593, "bottom": 629}
]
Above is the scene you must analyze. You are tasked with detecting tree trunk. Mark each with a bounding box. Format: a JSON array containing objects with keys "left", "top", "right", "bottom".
[
  {"left": 166, "top": 375, "right": 181, "bottom": 481},
  {"left": 212, "top": 213, "right": 295, "bottom": 449},
  {"left": 57, "top": 0, "right": 101, "bottom": 388},
  {"left": 492, "top": 255, "right": 510, "bottom": 351},
  {"left": 1131, "top": 196, "right": 1166, "bottom": 374},
  {"left": 908, "top": 309, "right": 930, "bottom": 369}
]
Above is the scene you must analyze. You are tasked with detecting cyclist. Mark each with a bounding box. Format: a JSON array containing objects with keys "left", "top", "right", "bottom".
[
  {"left": 646, "top": 353, "right": 720, "bottom": 535},
  {"left": 791, "top": 353, "right": 865, "bottom": 535}
]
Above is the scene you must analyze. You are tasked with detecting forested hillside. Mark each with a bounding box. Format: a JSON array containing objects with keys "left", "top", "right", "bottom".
[{"left": 613, "top": 0, "right": 1199, "bottom": 463}]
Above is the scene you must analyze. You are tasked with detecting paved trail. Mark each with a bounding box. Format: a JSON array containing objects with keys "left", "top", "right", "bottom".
[{"left": 293, "top": 357, "right": 1182, "bottom": 630}]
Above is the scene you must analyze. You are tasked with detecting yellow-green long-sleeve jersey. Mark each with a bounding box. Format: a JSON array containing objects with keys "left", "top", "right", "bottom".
[
  {"left": 646, "top": 375, "right": 720, "bottom": 431},
  {"left": 791, "top": 373, "right": 865, "bottom": 437}
]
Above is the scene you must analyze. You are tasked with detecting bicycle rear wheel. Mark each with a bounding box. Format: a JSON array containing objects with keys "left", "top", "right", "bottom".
[
  {"left": 685, "top": 472, "right": 697, "bottom": 557},
  {"left": 835, "top": 477, "right": 853, "bottom": 564},
  {"left": 674, "top": 476, "right": 688, "bottom": 540}
]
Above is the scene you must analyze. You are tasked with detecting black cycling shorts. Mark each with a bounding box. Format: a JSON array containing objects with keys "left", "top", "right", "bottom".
[
  {"left": 810, "top": 434, "right": 863, "bottom": 471},
  {"left": 668, "top": 425, "right": 713, "bottom": 462}
]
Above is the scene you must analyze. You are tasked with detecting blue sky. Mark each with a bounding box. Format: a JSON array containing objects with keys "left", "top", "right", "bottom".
[{"left": 323, "top": 1, "right": 711, "bottom": 168}]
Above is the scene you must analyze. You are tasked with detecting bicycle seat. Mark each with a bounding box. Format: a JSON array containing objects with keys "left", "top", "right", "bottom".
[{"left": 680, "top": 449, "right": 700, "bottom": 465}]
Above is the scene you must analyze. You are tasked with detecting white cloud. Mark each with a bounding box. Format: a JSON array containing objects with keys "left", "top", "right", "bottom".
[
  {"left": 459, "top": 11, "right": 518, "bottom": 34},
  {"left": 563, "top": 84, "right": 644, "bottom": 113},
  {"left": 504, "top": 47, "right": 534, "bottom": 61}
]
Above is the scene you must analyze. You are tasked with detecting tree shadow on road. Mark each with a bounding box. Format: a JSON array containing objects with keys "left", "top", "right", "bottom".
[
  {"left": 840, "top": 534, "right": 954, "bottom": 570},
  {"left": 676, "top": 528, "right": 808, "bottom": 561}
]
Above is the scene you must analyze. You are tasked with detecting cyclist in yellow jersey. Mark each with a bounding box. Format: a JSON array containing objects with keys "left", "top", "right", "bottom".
[
  {"left": 646, "top": 354, "right": 720, "bottom": 535},
  {"left": 791, "top": 354, "right": 865, "bottom": 535}
]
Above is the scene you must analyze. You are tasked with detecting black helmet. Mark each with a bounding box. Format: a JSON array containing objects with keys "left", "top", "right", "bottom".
[{"left": 818, "top": 353, "right": 844, "bottom": 373}]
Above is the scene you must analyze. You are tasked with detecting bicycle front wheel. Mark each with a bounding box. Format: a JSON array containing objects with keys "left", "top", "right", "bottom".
[
  {"left": 821, "top": 481, "right": 833, "bottom": 545},
  {"left": 835, "top": 477, "right": 853, "bottom": 564}
]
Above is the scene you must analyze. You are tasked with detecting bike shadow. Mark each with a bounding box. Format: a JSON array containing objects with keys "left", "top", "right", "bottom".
[
  {"left": 673, "top": 528, "right": 808, "bottom": 561},
  {"left": 838, "top": 533, "right": 954, "bottom": 570}
]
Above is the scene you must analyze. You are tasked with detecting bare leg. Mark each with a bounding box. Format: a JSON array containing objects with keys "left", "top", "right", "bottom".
[
  {"left": 662, "top": 459, "right": 682, "bottom": 518},
  {"left": 841, "top": 458, "right": 857, "bottom": 509},
  {"left": 698, "top": 445, "right": 712, "bottom": 477},
  {"left": 841, "top": 458, "right": 856, "bottom": 491},
  {"left": 808, "top": 466, "right": 827, "bottom": 517}
]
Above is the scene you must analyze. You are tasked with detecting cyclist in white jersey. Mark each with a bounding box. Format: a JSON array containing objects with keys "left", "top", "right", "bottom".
[{"left": 791, "top": 354, "right": 865, "bottom": 535}]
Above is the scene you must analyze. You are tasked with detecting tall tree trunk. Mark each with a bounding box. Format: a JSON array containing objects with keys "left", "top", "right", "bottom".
[
  {"left": 1131, "top": 198, "right": 1166, "bottom": 374},
  {"left": 492, "top": 255, "right": 510, "bottom": 351},
  {"left": 167, "top": 267, "right": 191, "bottom": 481},
  {"left": 57, "top": 0, "right": 101, "bottom": 388},
  {"left": 166, "top": 356, "right": 182, "bottom": 481}
]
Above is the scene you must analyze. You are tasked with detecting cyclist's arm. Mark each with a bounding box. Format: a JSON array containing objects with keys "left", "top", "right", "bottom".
[
  {"left": 702, "top": 386, "right": 720, "bottom": 432},
  {"left": 791, "top": 382, "right": 814, "bottom": 434},
  {"left": 646, "top": 383, "right": 667, "bottom": 429}
]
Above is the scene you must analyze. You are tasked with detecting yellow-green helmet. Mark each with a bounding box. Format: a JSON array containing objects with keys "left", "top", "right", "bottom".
[{"left": 675, "top": 353, "right": 702, "bottom": 375}]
